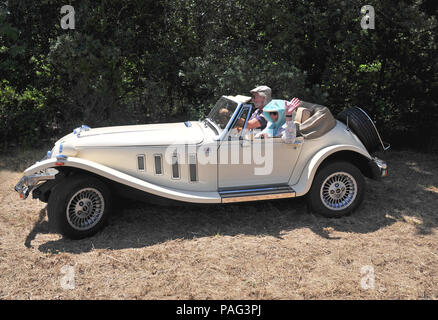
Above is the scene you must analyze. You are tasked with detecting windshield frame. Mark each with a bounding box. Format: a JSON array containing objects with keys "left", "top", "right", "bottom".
[
  {"left": 224, "top": 103, "right": 253, "bottom": 141},
  {"left": 205, "top": 96, "right": 243, "bottom": 141}
]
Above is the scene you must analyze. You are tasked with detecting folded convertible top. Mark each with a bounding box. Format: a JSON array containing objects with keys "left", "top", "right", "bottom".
[{"left": 296, "top": 101, "right": 337, "bottom": 139}]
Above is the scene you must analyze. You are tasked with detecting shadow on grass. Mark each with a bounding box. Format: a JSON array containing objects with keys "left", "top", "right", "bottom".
[
  {"left": 24, "top": 207, "right": 50, "bottom": 248},
  {"left": 24, "top": 150, "right": 438, "bottom": 254}
]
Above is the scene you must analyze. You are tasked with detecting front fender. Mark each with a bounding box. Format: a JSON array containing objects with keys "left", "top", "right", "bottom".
[
  {"left": 22, "top": 157, "right": 221, "bottom": 204},
  {"left": 290, "top": 144, "right": 372, "bottom": 197}
]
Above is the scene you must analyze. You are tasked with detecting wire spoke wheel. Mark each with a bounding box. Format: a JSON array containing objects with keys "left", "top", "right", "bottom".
[
  {"left": 66, "top": 188, "right": 105, "bottom": 231},
  {"left": 320, "top": 171, "right": 358, "bottom": 211}
]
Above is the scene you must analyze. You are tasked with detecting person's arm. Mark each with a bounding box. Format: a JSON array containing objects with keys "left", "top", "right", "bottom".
[
  {"left": 284, "top": 97, "right": 301, "bottom": 121},
  {"left": 246, "top": 118, "right": 261, "bottom": 129},
  {"left": 247, "top": 111, "right": 268, "bottom": 130},
  {"left": 233, "top": 117, "right": 246, "bottom": 129},
  {"left": 282, "top": 97, "right": 301, "bottom": 144}
]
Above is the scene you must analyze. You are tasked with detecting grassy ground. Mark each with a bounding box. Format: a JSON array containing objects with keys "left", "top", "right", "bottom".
[{"left": 0, "top": 147, "right": 437, "bottom": 299}]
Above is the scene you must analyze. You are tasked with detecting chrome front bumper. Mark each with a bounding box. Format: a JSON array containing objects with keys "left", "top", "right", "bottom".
[{"left": 14, "top": 168, "right": 58, "bottom": 199}]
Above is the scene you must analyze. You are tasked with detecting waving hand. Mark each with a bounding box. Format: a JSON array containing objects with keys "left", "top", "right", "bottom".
[{"left": 285, "top": 97, "right": 301, "bottom": 116}]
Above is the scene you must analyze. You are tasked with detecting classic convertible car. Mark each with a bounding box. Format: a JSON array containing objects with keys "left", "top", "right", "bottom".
[{"left": 15, "top": 95, "right": 389, "bottom": 239}]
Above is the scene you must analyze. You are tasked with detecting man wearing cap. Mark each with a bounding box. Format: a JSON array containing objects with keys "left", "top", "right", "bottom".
[{"left": 246, "top": 85, "right": 272, "bottom": 130}]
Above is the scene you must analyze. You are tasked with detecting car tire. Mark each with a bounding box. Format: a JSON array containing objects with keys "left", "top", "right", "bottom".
[
  {"left": 337, "top": 107, "right": 381, "bottom": 153},
  {"left": 307, "top": 161, "right": 365, "bottom": 218},
  {"left": 47, "top": 174, "right": 112, "bottom": 239}
]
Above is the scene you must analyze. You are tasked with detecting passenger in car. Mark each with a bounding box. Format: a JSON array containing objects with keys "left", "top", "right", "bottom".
[
  {"left": 257, "top": 97, "right": 301, "bottom": 144},
  {"left": 247, "top": 85, "right": 272, "bottom": 131}
]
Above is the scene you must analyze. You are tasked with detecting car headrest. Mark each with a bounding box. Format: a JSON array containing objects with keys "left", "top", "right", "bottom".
[{"left": 294, "top": 107, "right": 312, "bottom": 124}]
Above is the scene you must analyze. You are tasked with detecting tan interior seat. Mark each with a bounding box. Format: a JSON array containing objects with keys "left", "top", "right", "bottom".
[{"left": 294, "top": 107, "right": 312, "bottom": 124}]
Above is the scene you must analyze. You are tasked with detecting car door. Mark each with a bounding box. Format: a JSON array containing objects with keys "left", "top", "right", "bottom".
[{"left": 218, "top": 106, "right": 303, "bottom": 188}]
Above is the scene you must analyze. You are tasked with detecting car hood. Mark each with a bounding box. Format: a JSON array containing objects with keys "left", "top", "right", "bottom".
[{"left": 56, "top": 122, "right": 204, "bottom": 154}]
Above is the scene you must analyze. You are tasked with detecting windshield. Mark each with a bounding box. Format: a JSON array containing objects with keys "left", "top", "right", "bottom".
[{"left": 206, "top": 97, "right": 239, "bottom": 133}]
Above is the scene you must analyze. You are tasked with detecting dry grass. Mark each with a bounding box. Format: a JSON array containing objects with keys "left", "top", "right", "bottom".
[{"left": 0, "top": 148, "right": 437, "bottom": 299}]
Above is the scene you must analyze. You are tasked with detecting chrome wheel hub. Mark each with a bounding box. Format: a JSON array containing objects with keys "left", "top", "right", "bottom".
[
  {"left": 66, "top": 188, "right": 105, "bottom": 231},
  {"left": 320, "top": 172, "right": 357, "bottom": 211}
]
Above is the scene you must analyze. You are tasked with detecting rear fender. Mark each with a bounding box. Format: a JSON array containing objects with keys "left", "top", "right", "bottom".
[{"left": 290, "top": 145, "right": 372, "bottom": 197}]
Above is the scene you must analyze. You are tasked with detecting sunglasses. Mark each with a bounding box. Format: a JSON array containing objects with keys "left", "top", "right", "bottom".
[{"left": 269, "top": 112, "right": 278, "bottom": 116}]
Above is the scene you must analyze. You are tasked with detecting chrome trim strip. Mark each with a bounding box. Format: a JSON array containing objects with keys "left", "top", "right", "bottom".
[
  {"left": 220, "top": 185, "right": 291, "bottom": 194},
  {"left": 220, "top": 185, "right": 295, "bottom": 203},
  {"left": 222, "top": 192, "right": 295, "bottom": 203}
]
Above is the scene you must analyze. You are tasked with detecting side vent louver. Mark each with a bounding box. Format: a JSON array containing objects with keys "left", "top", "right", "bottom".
[
  {"left": 189, "top": 154, "right": 197, "bottom": 182},
  {"left": 137, "top": 155, "right": 145, "bottom": 171},
  {"left": 172, "top": 153, "right": 180, "bottom": 179},
  {"left": 154, "top": 154, "right": 162, "bottom": 175}
]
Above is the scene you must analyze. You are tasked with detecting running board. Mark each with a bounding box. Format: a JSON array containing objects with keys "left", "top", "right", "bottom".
[{"left": 219, "top": 185, "right": 296, "bottom": 203}]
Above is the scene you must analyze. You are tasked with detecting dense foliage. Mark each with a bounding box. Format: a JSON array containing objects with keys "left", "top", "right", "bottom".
[{"left": 0, "top": 0, "right": 437, "bottom": 150}]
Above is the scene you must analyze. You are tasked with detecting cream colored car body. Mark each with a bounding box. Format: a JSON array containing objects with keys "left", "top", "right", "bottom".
[{"left": 17, "top": 95, "right": 377, "bottom": 204}]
